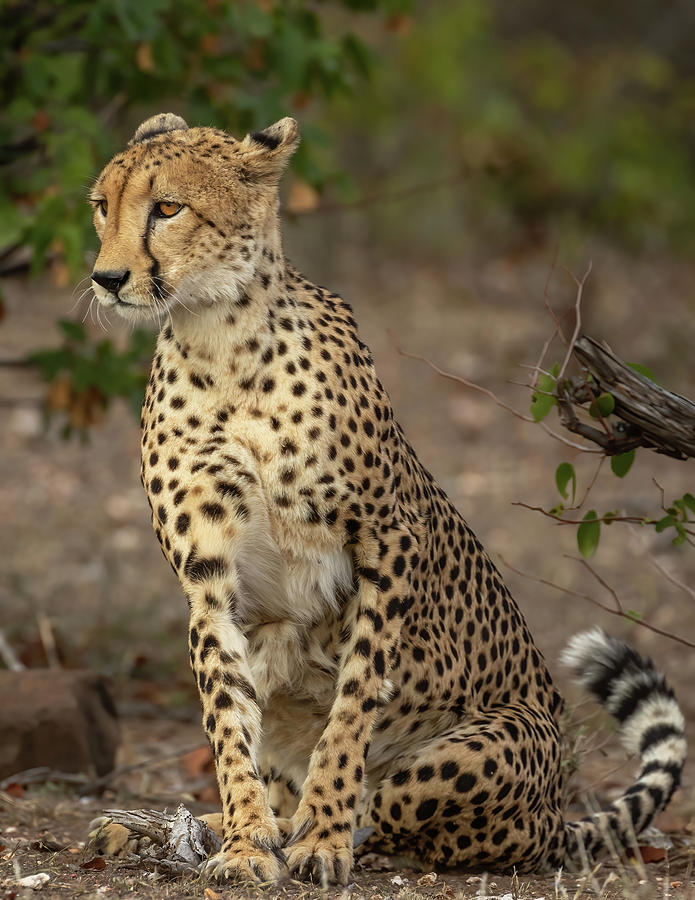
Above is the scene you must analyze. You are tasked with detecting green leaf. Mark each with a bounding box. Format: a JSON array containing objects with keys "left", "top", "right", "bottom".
[
  {"left": 610, "top": 449, "right": 635, "bottom": 478},
  {"left": 673, "top": 527, "right": 687, "bottom": 547},
  {"left": 530, "top": 371, "right": 557, "bottom": 422},
  {"left": 58, "top": 319, "right": 87, "bottom": 343},
  {"left": 627, "top": 362, "right": 657, "bottom": 382},
  {"left": 555, "top": 462, "right": 576, "bottom": 502},
  {"left": 655, "top": 514, "right": 676, "bottom": 533},
  {"left": 626, "top": 609, "right": 643, "bottom": 622},
  {"left": 602, "top": 509, "right": 619, "bottom": 524},
  {"left": 577, "top": 510, "right": 600, "bottom": 557},
  {"left": 681, "top": 492, "right": 695, "bottom": 514},
  {"left": 588, "top": 392, "right": 615, "bottom": 418}
]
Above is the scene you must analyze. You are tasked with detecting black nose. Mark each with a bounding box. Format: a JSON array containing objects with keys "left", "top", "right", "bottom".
[{"left": 91, "top": 269, "right": 130, "bottom": 294}]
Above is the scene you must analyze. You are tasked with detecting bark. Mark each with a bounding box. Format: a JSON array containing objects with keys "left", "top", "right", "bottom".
[{"left": 559, "top": 335, "right": 695, "bottom": 460}]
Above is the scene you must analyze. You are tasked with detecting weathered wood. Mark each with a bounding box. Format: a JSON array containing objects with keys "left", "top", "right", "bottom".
[
  {"left": 560, "top": 335, "right": 695, "bottom": 460},
  {"left": 94, "top": 805, "right": 221, "bottom": 875}
]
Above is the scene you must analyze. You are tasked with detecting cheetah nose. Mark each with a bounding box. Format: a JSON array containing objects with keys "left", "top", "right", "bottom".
[{"left": 91, "top": 269, "right": 130, "bottom": 295}]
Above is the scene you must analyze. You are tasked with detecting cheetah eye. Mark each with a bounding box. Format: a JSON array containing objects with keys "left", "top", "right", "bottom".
[
  {"left": 98, "top": 199, "right": 108, "bottom": 216},
  {"left": 155, "top": 201, "right": 183, "bottom": 218}
]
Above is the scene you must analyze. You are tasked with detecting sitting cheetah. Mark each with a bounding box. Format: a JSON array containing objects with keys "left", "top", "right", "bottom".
[{"left": 87, "top": 113, "right": 686, "bottom": 883}]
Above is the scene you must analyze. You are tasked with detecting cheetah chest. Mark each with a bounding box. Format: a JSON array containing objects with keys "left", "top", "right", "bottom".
[{"left": 241, "top": 545, "right": 354, "bottom": 706}]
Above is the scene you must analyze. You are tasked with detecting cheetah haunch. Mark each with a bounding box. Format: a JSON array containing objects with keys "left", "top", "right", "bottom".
[{"left": 89, "top": 113, "right": 686, "bottom": 883}]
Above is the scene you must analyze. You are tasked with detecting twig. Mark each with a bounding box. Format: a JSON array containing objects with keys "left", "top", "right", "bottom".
[
  {"left": 500, "top": 555, "right": 695, "bottom": 649},
  {"left": 511, "top": 502, "right": 648, "bottom": 526},
  {"left": 0, "top": 742, "right": 207, "bottom": 794},
  {"left": 395, "top": 343, "right": 603, "bottom": 454},
  {"left": 627, "top": 525, "right": 695, "bottom": 603},
  {"left": 292, "top": 169, "right": 468, "bottom": 217},
  {"left": 36, "top": 614, "right": 60, "bottom": 669},
  {"left": 0, "top": 630, "right": 24, "bottom": 671},
  {"left": 543, "top": 245, "right": 566, "bottom": 342},
  {"left": 557, "top": 261, "right": 592, "bottom": 381}
]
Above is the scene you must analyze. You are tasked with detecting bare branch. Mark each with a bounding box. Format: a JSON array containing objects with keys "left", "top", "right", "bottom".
[
  {"left": 511, "top": 502, "right": 648, "bottom": 527},
  {"left": 557, "top": 261, "right": 592, "bottom": 381},
  {"left": 500, "top": 555, "right": 695, "bottom": 649},
  {"left": 395, "top": 343, "right": 603, "bottom": 454}
]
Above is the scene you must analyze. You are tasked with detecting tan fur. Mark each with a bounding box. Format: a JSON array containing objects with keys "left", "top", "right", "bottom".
[{"left": 88, "top": 113, "right": 685, "bottom": 884}]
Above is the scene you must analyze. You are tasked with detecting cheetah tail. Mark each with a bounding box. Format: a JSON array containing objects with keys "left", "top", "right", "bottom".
[{"left": 558, "top": 628, "right": 686, "bottom": 867}]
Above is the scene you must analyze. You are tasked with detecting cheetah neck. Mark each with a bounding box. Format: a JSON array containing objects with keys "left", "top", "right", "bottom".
[{"left": 163, "top": 231, "right": 298, "bottom": 388}]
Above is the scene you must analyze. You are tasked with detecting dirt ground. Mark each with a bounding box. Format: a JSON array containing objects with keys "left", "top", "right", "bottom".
[{"left": 1, "top": 216, "right": 694, "bottom": 897}]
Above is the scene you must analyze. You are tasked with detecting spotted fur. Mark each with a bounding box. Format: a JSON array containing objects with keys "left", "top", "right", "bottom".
[{"left": 88, "top": 113, "right": 686, "bottom": 883}]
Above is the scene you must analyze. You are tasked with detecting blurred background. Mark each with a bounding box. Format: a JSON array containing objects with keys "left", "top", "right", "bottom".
[{"left": 1, "top": 0, "right": 694, "bottom": 811}]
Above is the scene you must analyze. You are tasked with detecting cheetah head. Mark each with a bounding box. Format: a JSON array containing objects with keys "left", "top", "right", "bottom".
[{"left": 89, "top": 113, "right": 299, "bottom": 322}]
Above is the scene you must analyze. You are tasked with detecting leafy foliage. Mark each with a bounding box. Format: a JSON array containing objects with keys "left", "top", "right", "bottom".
[
  {"left": 0, "top": 0, "right": 408, "bottom": 437},
  {"left": 334, "top": 0, "right": 695, "bottom": 252},
  {"left": 0, "top": 0, "right": 410, "bottom": 276},
  {"left": 30, "top": 320, "right": 155, "bottom": 436}
]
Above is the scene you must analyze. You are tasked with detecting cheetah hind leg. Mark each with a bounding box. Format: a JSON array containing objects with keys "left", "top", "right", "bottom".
[{"left": 358, "top": 708, "right": 563, "bottom": 873}]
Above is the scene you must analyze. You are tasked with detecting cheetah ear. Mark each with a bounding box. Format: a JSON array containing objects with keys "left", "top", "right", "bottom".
[
  {"left": 129, "top": 112, "right": 189, "bottom": 146},
  {"left": 239, "top": 117, "right": 300, "bottom": 183}
]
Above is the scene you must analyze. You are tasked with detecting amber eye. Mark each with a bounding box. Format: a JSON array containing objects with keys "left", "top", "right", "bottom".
[
  {"left": 98, "top": 199, "right": 108, "bottom": 216},
  {"left": 156, "top": 201, "right": 182, "bottom": 218}
]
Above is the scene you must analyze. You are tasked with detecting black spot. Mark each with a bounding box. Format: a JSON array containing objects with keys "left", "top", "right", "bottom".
[
  {"left": 201, "top": 502, "right": 225, "bottom": 521},
  {"left": 456, "top": 773, "right": 477, "bottom": 793},
  {"left": 415, "top": 798, "right": 438, "bottom": 821},
  {"left": 185, "top": 555, "right": 227, "bottom": 583}
]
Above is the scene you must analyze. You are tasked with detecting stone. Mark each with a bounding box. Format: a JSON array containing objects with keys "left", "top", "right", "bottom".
[{"left": 0, "top": 670, "right": 119, "bottom": 779}]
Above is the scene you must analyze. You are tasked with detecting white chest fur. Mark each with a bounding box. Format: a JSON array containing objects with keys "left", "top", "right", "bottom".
[{"left": 240, "top": 543, "right": 354, "bottom": 705}]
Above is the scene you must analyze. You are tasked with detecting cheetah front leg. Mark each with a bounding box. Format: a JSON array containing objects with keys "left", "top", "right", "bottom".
[
  {"left": 286, "top": 524, "right": 416, "bottom": 884},
  {"left": 187, "top": 580, "right": 283, "bottom": 882}
]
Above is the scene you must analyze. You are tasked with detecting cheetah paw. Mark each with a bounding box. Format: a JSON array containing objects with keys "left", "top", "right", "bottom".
[
  {"left": 87, "top": 817, "right": 151, "bottom": 856},
  {"left": 285, "top": 841, "right": 353, "bottom": 885},
  {"left": 201, "top": 841, "right": 285, "bottom": 884}
]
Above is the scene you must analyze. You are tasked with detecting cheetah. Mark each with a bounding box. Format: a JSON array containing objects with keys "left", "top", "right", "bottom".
[{"left": 87, "top": 112, "right": 686, "bottom": 883}]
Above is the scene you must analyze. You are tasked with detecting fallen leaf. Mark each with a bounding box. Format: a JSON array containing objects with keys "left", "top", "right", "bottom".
[
  {"left": 286, "top": 179, "right": 321, "bottom": 215},
  {"left": 182, "top": 745, "right": 214, "bottom": 778},
  {"left": 194, "top": 785, "right": 220, "bottom": 805},
  {"left": 4, "top": 782, "right": 24, "bottom": 798},
  {"left": 639, "top": 845, "right": 666, "bottom": 864},
  {"left": 80, "top": 856, "right": 107, "bottom": 870},
  {"left": 135, "top": 43, "right": 154, "bottom": 72},
  {"left": 204, "top": 889, "right": 223, "bottom": 900}
]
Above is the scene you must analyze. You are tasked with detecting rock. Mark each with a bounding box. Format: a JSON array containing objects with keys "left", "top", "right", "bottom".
[{"left": 0, "top": 670, "right": 119, "bottom": 779}]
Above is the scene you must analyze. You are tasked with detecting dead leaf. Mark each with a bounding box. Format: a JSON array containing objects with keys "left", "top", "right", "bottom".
[
  {"left": 204, "top": 889, "right": 223, "bottom": 900},
  {"left": 286, "top": 179, "right": 321, "bottom": 215},
  {"left": 45, "top": 376, "right": 72, "bottom": 412},
  {"left": 135, "top": 43, "right": 154, "bottom": 72},
  {"left": 639, "top": 845, "right": 666, "bottom": 864},
  {"left": 385, "top": 14, "right": 413, "bottom": 34},
  {"left": 182, "top": 745, "right": 214, "bottom": 778},
  {"left": 200, "top": 34, "right": 219, "bottom": 55},
  {"left": 194, "top": 785, "right": 220, "bottom": 805},
  {"left": 4, "top": 782, "right": 24, "bottom": 798},
  {"left": 80, "top": 856, "right": 107, "bottom": 870}
]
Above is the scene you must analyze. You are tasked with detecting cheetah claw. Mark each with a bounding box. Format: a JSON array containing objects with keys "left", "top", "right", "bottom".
[
  {"left": 285, "top": 842, "right": 353, "bottom": 885},
  {"left": 201, "top": 842, "right": 286, "bottom": 884}
]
